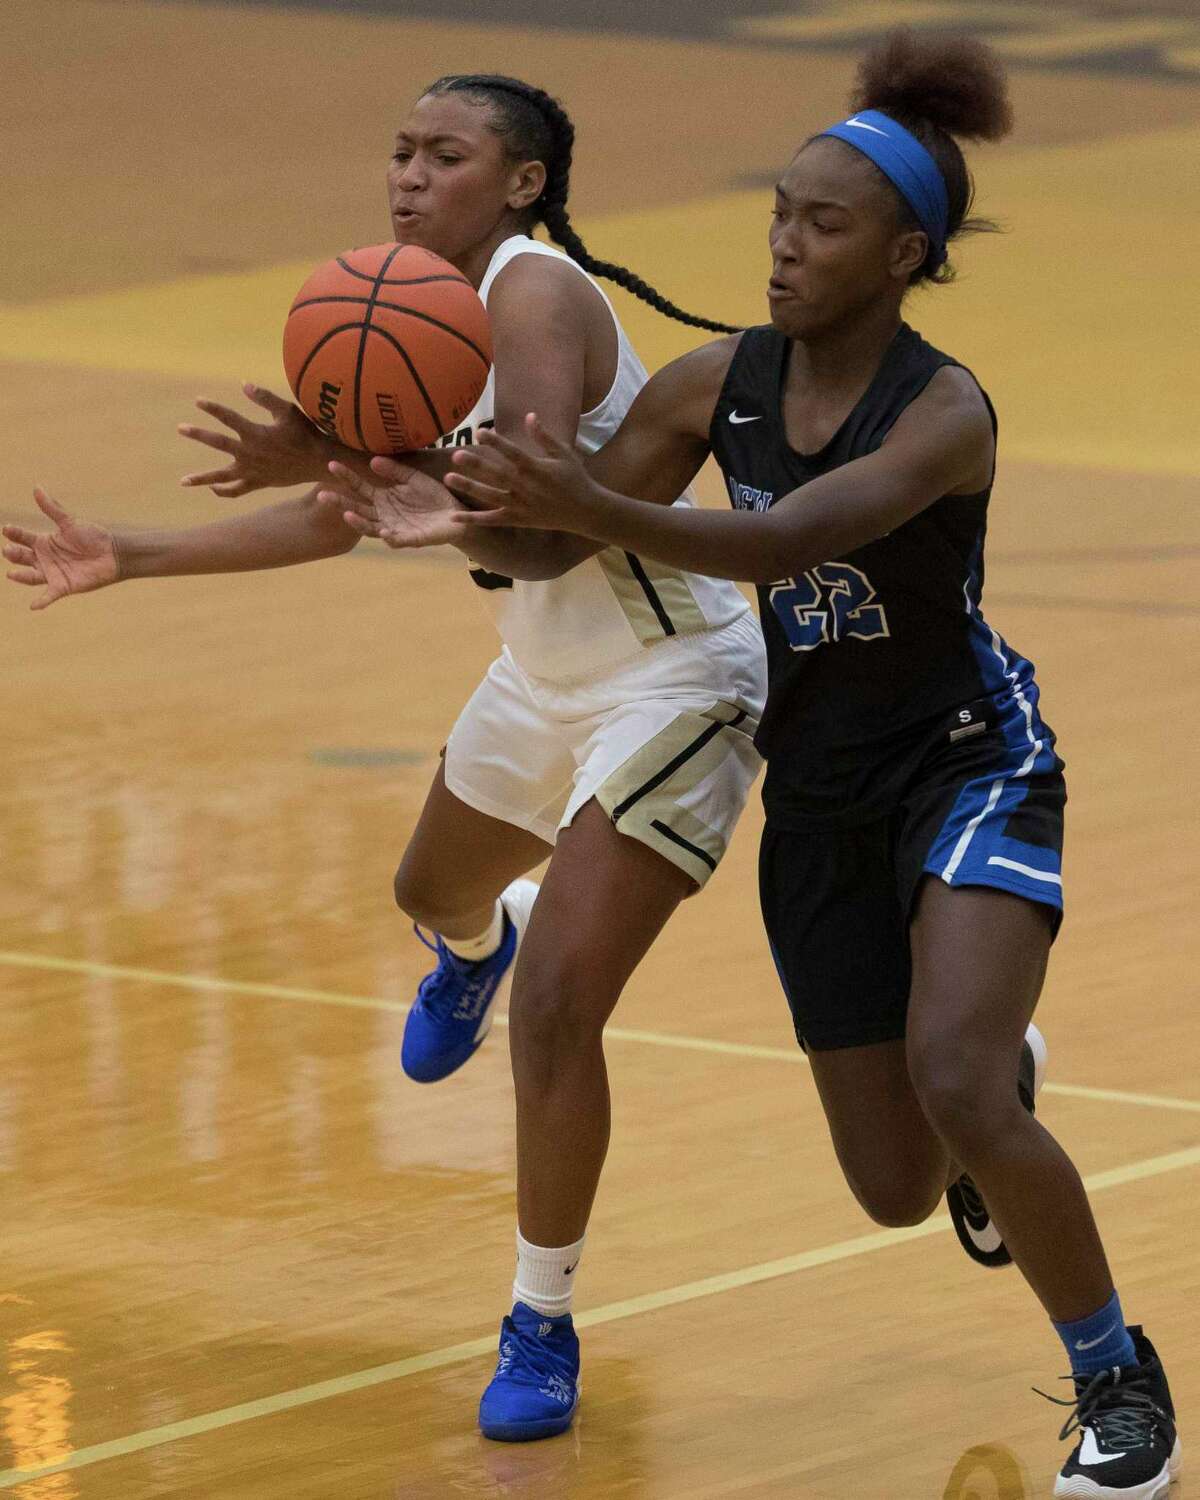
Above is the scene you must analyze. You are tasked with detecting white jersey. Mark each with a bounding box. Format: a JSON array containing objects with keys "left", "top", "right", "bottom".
[{"left": 438, "top": 235, "right": 749, "bottom": 682}]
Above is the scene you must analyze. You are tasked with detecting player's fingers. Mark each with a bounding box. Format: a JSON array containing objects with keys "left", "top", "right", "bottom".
[
  {"left": 211, "top": 480, "right": 251, "bottom": 497},
  {"left": 194, "top": 399, "right": 252, "bottom": 434},
  {"left": 317, "top": 483, "right": 372, "bottom": 514},
  {"left": 32, "top": 487, "right": 71, "bottom": 527},
  {"left": 525, "top": 411, "right": 564, "bottom": 456},
  {"left": 316, "top": 492, "right": 363, "bottom": 524},
  {"left": 450, "top": 446, "right": 512, "bottom": 486},
  {"left": 180, "top": 465, "right": 238, "bottom": 488},
  {"left": 475, "top": 426, "right": 524, "bottom": 457},
  {"left": 2, "top": 524, "right": 38, "bottom": 547},
  {"left": 243, "top": 382, "right": 291, "bottom": 416},
  {"left": 444, "top": 472, "right": 511, "bottom": 507},
  {"left": 7, "top": 566, "right": 45, "bottom": 586},
  {"left": 452, "top": 507, "right": 509, "bottom": 529},
  {"left": 369, "top": 455, "right": 414, "bottom": 483},
  {"left": 29, "top": 587, "right": 58, "bottom": 611},
  {"left": 340, "top": 510, "right": 380, "bottom": 537},
  {"left": 335, "top": 497, "right": 378, "bottom": 525},
  {"left": 315, "top": 488, "right": 375, "bottom": 526},
  {"left": 326, "top": 460, "right": 374, "bottom": 499},
  {"left": 378, "top": 527, "right": 419, "bottom": 549},
  {"left": 2, "top": 542, "right": 37, "bottom": 567},
  {"left": 178, "top": 425, "right": 240, "bottom": 458}
]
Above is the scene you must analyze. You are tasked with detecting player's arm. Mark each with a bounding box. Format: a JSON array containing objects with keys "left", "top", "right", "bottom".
[
  {"left": 580, "top": 335, "right": 735, "bottom": 499},
  {"left": 449, "top": 366, "right": 992, "bottom": 583},
  {"left": 178, "top": 382, "right": 458, "bottom": 498},
  {"left": 435, "top": 254, "right": 607, "bottom": 580},
  {"left": 336, "top": 332, "right": 735, "bottom": 567},
  {"left": 3, "top": 485, "right": 360, "bottom": 611},
  {"left": 439, "top": 333, "right": 735, "bottom": 563}
]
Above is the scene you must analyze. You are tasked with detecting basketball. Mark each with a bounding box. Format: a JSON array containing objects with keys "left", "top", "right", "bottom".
[{"left": 282, "top": 243, "right": 493, "bottom": 453}]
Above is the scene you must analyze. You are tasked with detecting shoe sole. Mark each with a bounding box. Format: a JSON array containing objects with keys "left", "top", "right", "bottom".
[
  {"left": 480, "top": 1399, "right": 579, "bottom": 1443},
  {"left": 1054, "top": 1433, "right": 1181, "bottom": 1499}
]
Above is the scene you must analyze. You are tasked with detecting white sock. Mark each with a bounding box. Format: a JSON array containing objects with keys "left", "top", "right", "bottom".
[
  {"left": 513, "top": 1230, "right": 586, "bottom": 1319},
  {"left": 443, "top": 901, "right": 504, "bottom": 962}
]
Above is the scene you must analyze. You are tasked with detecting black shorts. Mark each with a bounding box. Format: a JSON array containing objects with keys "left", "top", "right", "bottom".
[{"left": 759, "top": 698, "right": 1066, "bottom": 1052}]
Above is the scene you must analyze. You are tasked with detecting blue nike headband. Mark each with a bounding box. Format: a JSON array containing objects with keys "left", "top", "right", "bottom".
[{"left": 820, "top": 110, "right": 949, "bottom": 267}]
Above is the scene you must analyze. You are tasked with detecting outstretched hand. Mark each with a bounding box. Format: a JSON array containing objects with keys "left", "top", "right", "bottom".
[
  {"left": 445, "top": 415, "right": 600, "bottom": 535},
  {"left": 2, "top": 488, "right": 119, "bottom": 610},
  {"left": 317, "top": 457, "right": 464, "bottom": 550},
  {"left": 179, "top": 383, "right": 327, "bottom": 496}
]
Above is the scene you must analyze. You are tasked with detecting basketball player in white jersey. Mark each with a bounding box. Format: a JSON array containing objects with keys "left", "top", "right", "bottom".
[{"left": 5, "top": 75, "right": 767, "bottom": 1442}]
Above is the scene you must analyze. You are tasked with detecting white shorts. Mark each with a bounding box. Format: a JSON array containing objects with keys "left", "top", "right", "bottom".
[{"left": 443, "top": 613, "right": 767, "bottom": 887}]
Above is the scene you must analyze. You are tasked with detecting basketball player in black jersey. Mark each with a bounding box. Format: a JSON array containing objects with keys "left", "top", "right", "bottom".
[{"left": 349, "top": 28, "right": 1181, "bottom": 1498}]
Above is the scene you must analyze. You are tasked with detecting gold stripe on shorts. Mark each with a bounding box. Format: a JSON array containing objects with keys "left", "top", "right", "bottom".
[
  {"left": 595, "top": 548, "right": 709, "bottom": 646},
  {"left": 594, "top": 702, "right": 756, "bottom": 884}
]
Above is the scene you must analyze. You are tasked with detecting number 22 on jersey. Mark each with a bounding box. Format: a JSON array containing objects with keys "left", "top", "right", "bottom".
[{"left": 768, "top": 562, "right": 890, "bottom": 652}]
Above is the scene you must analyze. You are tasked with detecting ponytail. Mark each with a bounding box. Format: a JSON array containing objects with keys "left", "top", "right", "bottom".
[{"left": 423, "top": 74, "right": 741, "bottom": 333}]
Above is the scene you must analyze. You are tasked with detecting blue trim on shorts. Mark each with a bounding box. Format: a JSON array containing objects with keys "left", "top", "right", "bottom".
[{"left": 923, "top": 542, "right": 1063, "bottom": 912}]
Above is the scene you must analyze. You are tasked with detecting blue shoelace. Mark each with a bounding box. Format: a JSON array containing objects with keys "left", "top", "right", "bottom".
[
  {"left": 493, "top": 1317, "right": 576, "bottom": 1394},
  {"left": 412, "top": 925, "right": 500, "bottom": 1024}
]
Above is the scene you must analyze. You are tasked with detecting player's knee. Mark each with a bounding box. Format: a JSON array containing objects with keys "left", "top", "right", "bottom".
[
  {"left": 391, "top": 861, "right": 455, "bottom": 930},
  {"left": 844, "top": 1165, "right": 943, "bottom": 1227},
  {"left": 909, "top": 1045, "right": 1019, "bottom": 1160},
  {"left": 508, "top": 959, "right": 613, "bottom": 1063}
]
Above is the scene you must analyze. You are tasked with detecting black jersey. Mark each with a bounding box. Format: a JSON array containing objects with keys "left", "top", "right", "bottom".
[{"left": 710, "top": 322, "right": 1053, "bottom": 827}]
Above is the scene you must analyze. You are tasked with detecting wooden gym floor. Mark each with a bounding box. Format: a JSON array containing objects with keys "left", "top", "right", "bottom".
[{"left": 1, "top": 2, "right": 1198, "bottom": 1495}]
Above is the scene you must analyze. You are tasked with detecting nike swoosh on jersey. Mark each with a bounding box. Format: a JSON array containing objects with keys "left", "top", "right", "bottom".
[{"left": 728, "top": 411, "right": 762, "bottom": 424}]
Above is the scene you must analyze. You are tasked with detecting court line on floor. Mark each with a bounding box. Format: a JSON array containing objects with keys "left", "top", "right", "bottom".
[
  {"left": 986, "top": 592, "right": 1200, "bottom": 619},
  {"left": 3, "top": 949, "right": 1200, "bottom": 1118},
  {"left": 2, "top": 1140, "right": 1198, "bottom": 1489}
]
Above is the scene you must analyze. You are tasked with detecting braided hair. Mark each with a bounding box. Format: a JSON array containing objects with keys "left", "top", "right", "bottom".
[{"left": 421, "top": 74, "right": 741, "bottom": 335}]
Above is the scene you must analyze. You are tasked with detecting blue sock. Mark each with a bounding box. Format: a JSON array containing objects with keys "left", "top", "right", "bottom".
[{"left": 1052, "top": 1289, "right": 1137, "bottom": 1376}]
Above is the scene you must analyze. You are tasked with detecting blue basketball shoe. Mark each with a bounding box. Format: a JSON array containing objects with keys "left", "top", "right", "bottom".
[
  {"left": 401, "top": 878, "right": 538, "bottom": 1084},
  {"left": 479, "top": 1301, "right": 580, "bottom": 1442}
]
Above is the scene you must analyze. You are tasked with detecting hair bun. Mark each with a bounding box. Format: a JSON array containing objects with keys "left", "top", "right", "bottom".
[{"left": 851, "top": 29, "right": 1013, "bottom": 143}]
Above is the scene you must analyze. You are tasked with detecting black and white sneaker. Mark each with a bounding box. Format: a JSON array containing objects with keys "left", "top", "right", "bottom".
[
  {"left": 1047, "top": 1327, "right": 1181, "bottom": 1498},
  {"left": 946, "top": 1021, "right": 1047, "bottom": 1268}
]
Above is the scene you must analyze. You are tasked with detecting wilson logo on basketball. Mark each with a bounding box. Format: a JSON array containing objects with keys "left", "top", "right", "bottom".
[
  {"left": 376, "top": 392, "right": 409, "bottom": 449},
  {"left": 316, "top": 380, "right": 342, "bottom": 434}
]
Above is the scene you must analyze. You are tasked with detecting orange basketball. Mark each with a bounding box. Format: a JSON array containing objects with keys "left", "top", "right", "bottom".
[{"left": 282, "top": 243, "right": 492, "bottom": 453}]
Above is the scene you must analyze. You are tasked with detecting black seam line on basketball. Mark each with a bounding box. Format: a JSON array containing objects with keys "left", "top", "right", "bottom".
[
  {"left": 609, "top": 712, "right": 746, "bottom": 825},
  {"left": 334, "top": 257, "right": 468, "bottom": 288},
  {"left": 623, "top": 552, "right": 676, "bottom": 636},
  {"left": 293, "top": 291, "right": 489, "bottom": 369},
  {"left": 294, "top": 322, "right": 373, "bottom": 406},
  {"left": 352, "top": 244, "right": 407, "bottom": 450},
  {"left": 366, "top": 301, "right": 490, "bottom": 367},
  {"left": 364, "top": 324, "right": 444, "bottom": 439},
  {"left": 292, "top": 284, "right": 470, "bottom": 315},
  {"left": 649, "top": 819, "right": 718, "bottom": 873}
]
